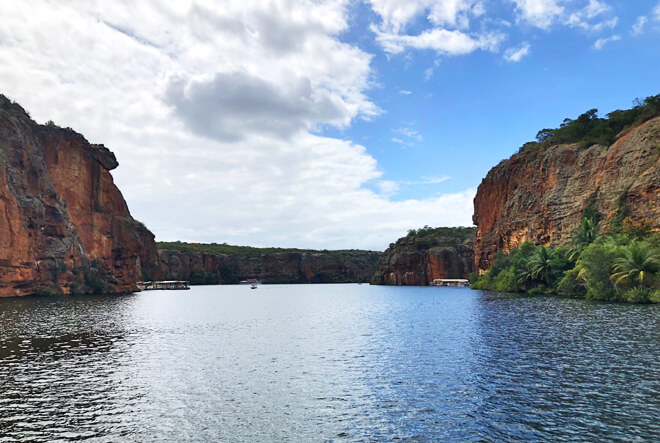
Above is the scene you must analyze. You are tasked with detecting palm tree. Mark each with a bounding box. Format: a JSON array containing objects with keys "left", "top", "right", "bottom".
[
  {"left": 528, "top": 246, "right": 555, "bottom": 285},
  {"left": 568, "top": 217, "right": 600, "bottom": 262},
  {"left": 610, "top": 242, "right": 660, "bottom": 287}
]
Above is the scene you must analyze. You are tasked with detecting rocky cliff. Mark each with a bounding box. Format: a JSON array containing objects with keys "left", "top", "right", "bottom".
[
  {"left": 370, "top": 227, "right": 474, "bottom": 285},
  {"left": 0, "top": 95, "right": 159, "bottom": 296},
  {"left": 157, "top": 249, "right": 381, "bottom": 284},
  {"left": 473, "top": 116, "right": 660, "bottom": 272}
]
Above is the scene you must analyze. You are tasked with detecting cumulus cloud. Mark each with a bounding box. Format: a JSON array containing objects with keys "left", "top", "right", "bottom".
[
  {"left": 512, "top": 0, "right": 619, "bottom": 32},
  {"left": 367, "top": 0, "right": 504, "bottom": 56},
  {"left": 503, "top": 42, "right": 531, "bottom": 62},
  {"left": 0, "top": 0, "right": 474, "bottom": 251},
  {"left": 165, "top": 72, "right": 350, "bottom": 141},
  {"left": 566, "top": 0, "right": 617, "bottom": 32},
  {"left": 367, "top": 0, "right": 484, "bottom": 32},
  {"left": 373, "top": 26, "right": 505, "bottom": 55},
  {"left": 511, "top": 0, "right": 564, "bottom": 29},
  {"left": 594, "top": 34, "right": 621, "bottom": 49}
]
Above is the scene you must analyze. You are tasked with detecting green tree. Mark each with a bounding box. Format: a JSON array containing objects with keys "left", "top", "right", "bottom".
[
  {"left": 528, "top": 246, "right": 554, "bottom": 285},
  {"left": 576, "top": 239, "right": 621, "bottom": 301},
  {"left": 568, "top": 216, "right": 600, "bottom": 262},
  {"left": 610, "top": 242, "right": 660, "bottom": 287}
]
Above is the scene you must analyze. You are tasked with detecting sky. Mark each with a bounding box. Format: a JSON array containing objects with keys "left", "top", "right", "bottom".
[{"left": 0, "top": 1, "right": 658, "bottom": 251}]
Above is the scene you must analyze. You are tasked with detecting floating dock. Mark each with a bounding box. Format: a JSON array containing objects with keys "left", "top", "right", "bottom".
[
  {"left": 431, "top": 279, "right": 470, "bottom": 287},
  {"left": 137, "top": 281, "right": 190, "bottom": 291}
]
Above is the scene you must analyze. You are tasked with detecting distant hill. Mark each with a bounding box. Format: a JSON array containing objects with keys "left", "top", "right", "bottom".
[{"left": 156, "top": 241, "right": 382, "bottom": 284}]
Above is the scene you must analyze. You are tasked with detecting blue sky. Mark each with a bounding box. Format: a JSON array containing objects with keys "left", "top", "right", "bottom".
[
  {"left": 0, "top": 1, "right": 658, "bottom": 250},
  {"left": 332, "top": 0, "right": 660, "bottom": 200}
]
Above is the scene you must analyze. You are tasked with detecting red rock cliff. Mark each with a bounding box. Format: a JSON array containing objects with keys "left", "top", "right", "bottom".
[
  {"left": 370, "top": 228, "right": 474, "bottom": 285},
  {"left": 0, "top": 95, "right": 159, "bottom": 296},
  {"left": 157, "top": 249, "right": 381, "bottom": 284},
  {"left": 473, "top": 117, "right": 660, "bottom": 272}
]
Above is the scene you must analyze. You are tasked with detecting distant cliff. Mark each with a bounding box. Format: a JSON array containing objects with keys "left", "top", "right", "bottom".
[
  {"left": 370, "top": 227, "right": 474, "bottom": 285},
  {"left": 0, "top": 95, "right": 159, "bottom": 296},
  {"left": 156, "top": 243, "right": 381, "bottom": 284},
  {"left": 473, "top": 113, "right": 659, "bottom": 272}
]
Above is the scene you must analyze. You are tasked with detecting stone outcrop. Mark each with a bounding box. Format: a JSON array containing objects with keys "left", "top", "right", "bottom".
[
  {"left": 157, "top": 249, "right": 381, "bottom": 284},
  {"left": 473, "top": 117, "right": 660, "bottom": 272},
  {"left": 0, "top": 95, "right": 158, "bottom": 296},
  {"left": 370, "top": 229, "right": 474, "bottom": 285}
]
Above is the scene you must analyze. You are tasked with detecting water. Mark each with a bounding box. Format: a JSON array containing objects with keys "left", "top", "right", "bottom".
[{"left": 0, "top": 285, "right": 658, "bottom": 441}]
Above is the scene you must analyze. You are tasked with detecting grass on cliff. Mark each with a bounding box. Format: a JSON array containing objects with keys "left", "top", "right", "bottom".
[
  {"left": 157, "top": 241, "right": 380, "bottom": 260},
  {"left": 471, "top": 216, "right": 660, "bottom": 303},
  {"left": 519, "top": 94, "right": 660, "bottom": 153}
]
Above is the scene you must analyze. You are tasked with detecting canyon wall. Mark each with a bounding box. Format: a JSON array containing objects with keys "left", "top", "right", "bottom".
[
  {"left": 0, "top": 95, "right": 158, "bottom": 296},
  {"left": 473, "top": 117, "right": 660, "bottom": 272},
  {"left": 370, "top": 228, "right": 474, "bottom": 285},
  {"left": 157, "top": 249, "right": 381, "bottom": 284}
]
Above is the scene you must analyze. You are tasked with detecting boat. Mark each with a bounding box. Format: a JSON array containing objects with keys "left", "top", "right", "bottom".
[
  {"left": 136, "top": 280, "right": 190, "bottom": 290},
  {"left": 250, "top": 283, "right": 258, "bottom": 289},
  {"left": 240, "top": 278, "right": 262, "bottom": 285},
  {"left": 431, "top": 279, "right": 470, "bottom": 287}
]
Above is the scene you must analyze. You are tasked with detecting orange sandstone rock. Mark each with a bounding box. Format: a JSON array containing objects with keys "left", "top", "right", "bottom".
[
  {"left": 0, "top": 95, "right": 158, "bottom": 296},
  {"left": 473, "top": 117, "right": 660, "bottom": 272}
]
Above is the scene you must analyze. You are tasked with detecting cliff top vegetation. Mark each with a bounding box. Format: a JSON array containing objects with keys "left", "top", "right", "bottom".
[
  {"left": 157, "top": 241, "right": 381, "bottom": 259},
  {"left": 520, "top": 94, "right": 660, "bottom": 152},
  {"left": 386, "top": 226, "right": 475, "bottom": 252}
]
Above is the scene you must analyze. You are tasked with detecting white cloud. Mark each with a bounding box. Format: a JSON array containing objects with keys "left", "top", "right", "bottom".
[
  {"left": 503, "top": 42, "right": 531, "bottom": 62},
  {"left": 566, "top": 0, "right": 617, "bottom": 32},
  {"left": 511, "top": 0, "right": 564, "bottom": 29},
  {"left": 594, "top": 34, "right": 621, "bottom": 49},
  {"left": 373, "top": 26, "right": 505, "bottom": 55},
  {"left": 513, "top": 0, "right": 618, "bottom": 32},
  {"left": 428, "top": 0, "right": 484, "bottom": 29},
  {"left": 654, "top": 2, "right": 660, "bottom": 21},
  {"left": 632, "top": 16, "right": 647, "bottom": 35},
  {"left": 375, "top": 180, "right": 401, "bottom": 196},
  {"left": 367, "top": 0, "right": 503, "bottom": 56},
  {"left": 367, "top": 0, "right": 483, "bottom": 32},
  {"left": 402, "top": 176, "right": 451, "bottom": 185},
  {"left": 393, "top": 127, "right": 423, "bottom": 142},
  {"left": 0, "top": 0, "right": 474, "bottom": 251},
  {"left": 399, "top": 90, "right": 412, "bottom": 95},
  {"left": 425, "top": 59, "right": 442, "bottom": 80}
]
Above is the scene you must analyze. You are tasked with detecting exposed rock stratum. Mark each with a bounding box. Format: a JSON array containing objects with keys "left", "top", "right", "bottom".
[
  {"left": 0, "top": 95, "right": 159, "bottom": 296},
  {"left": 473, "top": 117, "right": 660, "bottom": 271}
]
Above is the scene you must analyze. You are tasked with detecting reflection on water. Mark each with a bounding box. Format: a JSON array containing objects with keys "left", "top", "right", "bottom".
[{"left": 0, "top": 285, "right": 658, "bottom": 441}]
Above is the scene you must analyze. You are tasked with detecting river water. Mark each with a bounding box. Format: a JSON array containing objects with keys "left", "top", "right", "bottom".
[{"left": 0, "top": 284, "right": 658, "bottom": 441}]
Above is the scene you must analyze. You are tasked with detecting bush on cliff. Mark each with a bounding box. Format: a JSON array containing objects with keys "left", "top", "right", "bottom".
[{"left": 524, "top": 94, "right": 660, "bottom": 151}]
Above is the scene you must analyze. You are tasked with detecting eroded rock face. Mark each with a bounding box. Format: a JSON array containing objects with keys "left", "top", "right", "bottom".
[
  {"left": 370, "top": 234, "right": 473, "bottom": 285},
  {"left": 157, "top": 249, "right": 381, "bottom": 284},
  {"left": 0, "top": 95, "right": 158, "bottom": 296},
  {"left": 473, "top": 117, "right": 660, "bottom": 272}
]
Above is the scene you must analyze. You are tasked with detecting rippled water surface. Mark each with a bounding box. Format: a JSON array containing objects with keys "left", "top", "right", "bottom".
[{"left": 1, "top": 285, "right": 659, "bottom": 441}]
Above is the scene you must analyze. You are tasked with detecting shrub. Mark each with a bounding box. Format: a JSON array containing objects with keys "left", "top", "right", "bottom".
[
  {"left": 493, "top": 268, "right": 520, "bottom": 293},
  {"left": 624, "top": 287, "right": 652, "bottom": 304},
  {"left": 557, "top": 267, "right": 586, "bottom": 297},
  {"left": 579, "top": 240, "right": 621, "bottom": 301}
]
